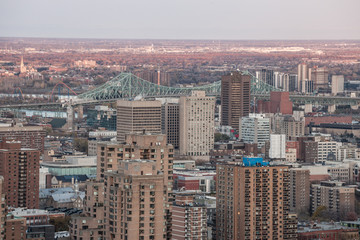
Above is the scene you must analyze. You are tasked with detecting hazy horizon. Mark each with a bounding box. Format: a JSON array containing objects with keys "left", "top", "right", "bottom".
[{"left": 1, "top": 0, "right": 359, "bottom": 40}]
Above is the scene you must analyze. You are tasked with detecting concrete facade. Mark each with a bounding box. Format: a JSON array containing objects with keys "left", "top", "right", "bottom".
[
  {"left": 179, "top": 91, "right": 215, "bottom": 156},
  {"left": 116, "top": 100, "right": 162, "bottom": 142},
  {"left": 239, "top": 114, "right": 270, "bottom": 148}
]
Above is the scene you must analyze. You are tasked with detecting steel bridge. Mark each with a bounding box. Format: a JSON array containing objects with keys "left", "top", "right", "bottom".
[
  {"left": 77, "top": 72, "right": 360, "bottom": 106},
  {"left": 1, "top": 71, "right": 360, "bottom": 110},
  {"left": 77, "top": 71, "right": 281, "bottom": 100}
]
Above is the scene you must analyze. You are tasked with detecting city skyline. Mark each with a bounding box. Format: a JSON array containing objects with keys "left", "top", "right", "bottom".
[{"left": 0, "top": 0, "right": 359, "bottom": 40}]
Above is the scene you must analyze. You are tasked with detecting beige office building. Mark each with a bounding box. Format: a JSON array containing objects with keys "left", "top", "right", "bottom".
[
  {"left": 117, "top": 100, "right": 162, "bottom": 142},
  {"left": 179, "top": 91, "right": 215, "bottom": 156}
]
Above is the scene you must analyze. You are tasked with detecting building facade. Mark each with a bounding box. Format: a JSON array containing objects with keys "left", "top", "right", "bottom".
[
  {"left": 311, "top": 181, "right": 355, "bottom": 219},
  {"left": 269, "top": 134, "right": 286, "bottom": 159},
  {"left": 172, "top": 194, "right": 207, "bottom": 240},
  {"left": 70, "top": 180, "right": 105, "bottom": 240},
  {"left": 179, "top": 91, "right": 215, "bottom": 156},
  {"left": 311, "top": 66, "right": 329, "bottom": 91},
  {"left": 162, "top": 102, "right": 180, "bottom": 150},
  {"left": 298, "top": 63, "right": 310, "bottom": 93},
  {"left": 221, "top": 72, "right": 251, "bottom": 131},
  {"left": 104, "top": 160, "right": 168, "bottom": 239},
  {"left": 116, "top": 100, "right": 162, "bottom": 142},
  {"left": 269, "top": 92, "right": 293, "bottom": 115},
  {"left": 290, "top": 168, "right": 310, "bottom": 214},
  {"left": 216, "top": 159, "right": 297, "bottom": 240},
  {"left": 0, "top": 125, "right": 45, "bottom": 153},
  {"left": 239, "top": 114, "right": 270, "bottom": 149},
  {"left": 0, "top": 141, "right": 40, "bottom": 208}
]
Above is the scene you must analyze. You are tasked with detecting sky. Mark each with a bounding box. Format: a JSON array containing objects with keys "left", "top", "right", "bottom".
[{"left": 0, "top": 0, "right": 359, "bottom": 40}]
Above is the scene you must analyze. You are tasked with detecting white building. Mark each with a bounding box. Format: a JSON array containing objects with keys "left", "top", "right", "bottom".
[
  {"left": 331, "top": 75, "right": 344, "bottom": 95},
  {"left": 269, "top": 134, "right": 286, "bottom": 159},
  {"left": 337, "top": 143, "right": 360, "bottom": 162},
  {"left": 239, "top": 113, "right": 270, "bottom": 148},
  {"left": 179, "top": 91, "right": 215, "bottom": 156},
  {"left": 88, "top": 130, "right": 117, "bottom": 138},
  {"left": 39, "top": 167, "right": 50, "bottom": 189}
]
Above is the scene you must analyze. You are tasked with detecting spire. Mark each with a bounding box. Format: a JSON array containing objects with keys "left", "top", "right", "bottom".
[
  {"left": 20, "top": 56, "right": 26, "bottom": 73},
  {"left": 74, "top": 178, "right": 79, "bottom": 193}
]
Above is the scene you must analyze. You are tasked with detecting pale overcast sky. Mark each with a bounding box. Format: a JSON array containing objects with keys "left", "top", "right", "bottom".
[{"left": 0, "top": 0, "right": 359, "bottom": 40}]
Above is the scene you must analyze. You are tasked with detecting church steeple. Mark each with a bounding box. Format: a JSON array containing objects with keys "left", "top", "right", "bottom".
[{"left": 20, "top": 56, "right": 26, "bottom": 73}]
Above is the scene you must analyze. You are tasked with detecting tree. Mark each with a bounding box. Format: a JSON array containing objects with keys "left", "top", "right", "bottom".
[
  {"left": 345, "top": 211, "right": 358, "bottom": 221},
  {"left": 74, "top": 138, "right": 88, "bottom": 153},
  {"left": 214, "top": 133, "right": 230, "bottom": 142},
  {"left": 50, "top": 216, "right": 71, "bottom": 231},
  {"left": 311, "top": 206, "right": 327, "bottom": 220}
]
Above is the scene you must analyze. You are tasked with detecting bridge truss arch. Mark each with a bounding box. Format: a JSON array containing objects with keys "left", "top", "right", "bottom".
[{"left": 78, "top": 71, "right": 282, "bottom": 101}]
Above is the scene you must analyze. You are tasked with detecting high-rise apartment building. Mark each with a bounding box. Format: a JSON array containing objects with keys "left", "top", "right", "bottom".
[
  {"left": 239, "top": 114, "right": 270, "bottom": 148},
  {"left": 297, "top": 63, "right": 310, "bottom": 93},
  {"left": 310, "top": 66, "right": 329, "bottom": 91},
  {"left": 290, "top": 168, "right": 310, "bottom": 214},
  {"left": 179, "top": 91, "right": 215, "bottom": 156},
  {"left": 283, "top": 74, "right": 298, "bottom": 92},
  {"left": 221, "top": 72, "right": 251, "bottom": 131},
  {"left": 97, "top": 133, "right": 173, "bottom": 236},
  {"left": 258, "top": 69, "right": 275, "bottom": 86},
  {"left": 104, "top": 160, "right": 168, "bottom": 239},
  {"left": 97, "top": 133, "right": 173, "bottom": 187},
  {"left": 274, "top": 71, "right": 285, "bottom": 89},
  {"left": 69, "top": 180, "right": 105, "bottom": 240},
  {"left": 135, "top": 70, "right": 171, "bottom": 86},
  {"left": 331, "top": 75, "right": 344, "bottom": 95},
  {"left": 0, "top": 141, "right": 40, "bottom": 209},
  {"left": 311, "top": 181, "right": 355, "bottom": 219},
  {"left": 116, "top": 100, "right": 162, "bottom": 142},
  {"left": 0, "top": 124, "right": 46, "bottom": 153},
  {"left": 162, "top": 102, "right": 180, "bottom": 150},
  {"left": 172, "top": 194, "right": 207, "bottom": 240},
  {"left": 216, "top": 158, "right": 297, "bottom": 240}
]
